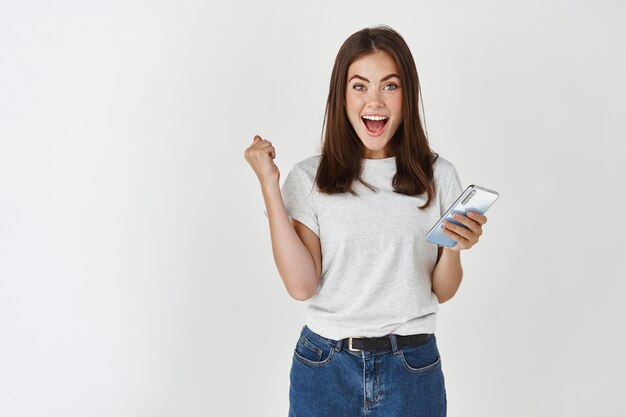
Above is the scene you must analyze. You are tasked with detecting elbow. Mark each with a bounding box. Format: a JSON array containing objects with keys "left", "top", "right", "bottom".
[
  {"left": 284, "top": 270, "right": 321, "bottom": 301},
  {"left": 436, "top": 286, "right": 460, "bottom": 304},
  {"left": 291, "top": 293, "right": 313, "bottom": 301},
  {"left": 289, "top": 288, "right": 314, "bottom": 301},
  {"left": 287, "top": 280, "right": 318, "bottom": 301},
  {"left": 437, "top": 294, "right": 452, "bottom": 304}
]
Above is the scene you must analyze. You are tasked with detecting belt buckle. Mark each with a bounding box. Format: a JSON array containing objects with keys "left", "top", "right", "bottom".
[{"left": 348, "top": 336, "right": 365, "bottom": 352}]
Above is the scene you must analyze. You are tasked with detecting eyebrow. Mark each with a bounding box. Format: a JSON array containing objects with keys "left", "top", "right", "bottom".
[{"left": 348, "top": 73, "right": 400, "bottom": 83}]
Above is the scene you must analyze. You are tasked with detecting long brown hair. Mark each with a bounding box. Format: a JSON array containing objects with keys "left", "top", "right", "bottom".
[{"left": 315, "top": 25, "right": 438, "bottom": 209}]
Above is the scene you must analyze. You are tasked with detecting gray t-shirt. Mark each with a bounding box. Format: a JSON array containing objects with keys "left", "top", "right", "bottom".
[{"left": 280, "top": 154, "right": 463, "bottom": 340}]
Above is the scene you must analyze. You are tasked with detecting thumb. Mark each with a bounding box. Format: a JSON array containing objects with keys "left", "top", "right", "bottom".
[{"left": 253, "top": 134, "right": 262, "bottom": 142}]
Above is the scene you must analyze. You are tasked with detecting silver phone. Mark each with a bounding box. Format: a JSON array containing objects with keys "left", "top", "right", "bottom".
[{"left": 426, "top": 185, "right": 499, "bottom": 247}]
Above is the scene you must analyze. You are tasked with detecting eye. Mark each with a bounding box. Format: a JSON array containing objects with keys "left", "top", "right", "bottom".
[
  {"left": 352, "top": 84, "right": 366, "bottom": 91},
  {"left": 384, "top": 83, "right": 399, "bottom": 91}
]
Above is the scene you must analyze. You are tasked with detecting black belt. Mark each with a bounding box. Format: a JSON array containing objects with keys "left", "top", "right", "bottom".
[{"left": 341, "top": 333, "right": 432, "bottom": 352}]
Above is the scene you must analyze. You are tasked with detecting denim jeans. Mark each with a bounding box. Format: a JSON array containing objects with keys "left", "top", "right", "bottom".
[{"left": 289, "top": 325, "right": 446, "bottom": 417}]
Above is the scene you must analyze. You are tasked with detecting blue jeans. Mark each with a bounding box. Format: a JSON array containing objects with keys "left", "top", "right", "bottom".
[{"left": 289, "top": 325, "right": 447, "bottom": 417}]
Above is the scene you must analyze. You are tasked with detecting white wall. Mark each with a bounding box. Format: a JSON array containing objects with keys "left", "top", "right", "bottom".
[{"left": 1, "top": 0, "right": 624, "bottom": 416}]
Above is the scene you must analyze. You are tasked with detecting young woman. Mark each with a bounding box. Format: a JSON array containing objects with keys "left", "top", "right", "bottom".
[{"left": 244, "top": 25, "right": 488, "bottom": 417}]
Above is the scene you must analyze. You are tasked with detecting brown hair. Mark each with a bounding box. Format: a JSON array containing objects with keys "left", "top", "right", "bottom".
[{"left": 315, "top": 25, "right": 438, "bottom": 209}]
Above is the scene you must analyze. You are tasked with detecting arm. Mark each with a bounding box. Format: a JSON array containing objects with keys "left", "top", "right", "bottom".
[
  {"left": 431, "top": 246, "right": 463, "bottom": 303},
  {"left": 244, "top": 135, "right": 320, "bottom": 301},
  {"left": 431, "top": 210, "right": 488, "bottom": 303},
  {"left": 262, "top": 182, "right": 321, "bottom": 301}
]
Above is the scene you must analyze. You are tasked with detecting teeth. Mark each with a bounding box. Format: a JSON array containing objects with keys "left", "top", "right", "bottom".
[{"left": 362, "top": 115, "right": 388, "bottom": 121}]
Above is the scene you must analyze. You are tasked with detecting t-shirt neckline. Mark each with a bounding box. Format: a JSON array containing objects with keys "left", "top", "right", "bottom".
[{"left": 362, "top": 156, "right": 396, "bottom": 163}]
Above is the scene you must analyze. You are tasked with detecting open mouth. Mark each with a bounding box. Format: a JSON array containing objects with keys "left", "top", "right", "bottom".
[{"left": 361, "top": 115, "right": 389, "bottom": 136}]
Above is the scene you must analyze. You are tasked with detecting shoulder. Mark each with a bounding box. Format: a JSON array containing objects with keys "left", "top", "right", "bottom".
[
  {"left": 293, "top": 154, "right": 321, "bottom": 172},
  {"left": 289, "top": 154, "right": 321, "bottom": 179},
  {"left": 432, "top": 154, "right": 458, "bottom": 179},
  {"left": 282, "top": 154, "right": 321, "bottom": 191}
]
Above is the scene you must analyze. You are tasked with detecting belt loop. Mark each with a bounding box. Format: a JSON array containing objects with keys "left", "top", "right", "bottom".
[
  {"left": 333, "top": 338, "right": 342, "bottom": 352},
  {"left": 389, "top": 333, "right": 399, "bottom": 354}
]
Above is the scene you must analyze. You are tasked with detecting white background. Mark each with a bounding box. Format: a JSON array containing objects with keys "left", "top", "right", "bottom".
[{"left": 1, "top": 0, "right": 625, "bottom": 416}]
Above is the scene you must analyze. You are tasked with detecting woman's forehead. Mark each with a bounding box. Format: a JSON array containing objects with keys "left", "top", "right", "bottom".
[{"left": 347, "top": 50, "right": 399, "bottom": 78}]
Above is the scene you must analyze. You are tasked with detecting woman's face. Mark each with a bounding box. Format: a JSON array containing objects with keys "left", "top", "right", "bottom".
[{"left": 345, "top": 50, "right": 403, "bottom": 159}]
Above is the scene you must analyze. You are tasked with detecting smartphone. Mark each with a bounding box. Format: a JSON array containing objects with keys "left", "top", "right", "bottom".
[{"left": 426, "top": 185, "right": 499, "bottom": 247}]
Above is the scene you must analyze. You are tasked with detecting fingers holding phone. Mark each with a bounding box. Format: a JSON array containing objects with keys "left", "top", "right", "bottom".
[
  {"left": 442, "top": 211, "right": 487, "bottom": 251},
  {"left": 426, "top": 185, "right": 498, "bottom": 250}
]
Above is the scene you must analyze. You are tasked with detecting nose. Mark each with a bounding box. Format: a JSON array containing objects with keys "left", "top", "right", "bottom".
[{"left": 366, "top": 89, "right": 384, "bottom": 108}]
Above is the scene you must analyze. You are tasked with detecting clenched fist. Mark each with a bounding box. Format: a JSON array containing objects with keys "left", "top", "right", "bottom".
[{"left": 244, "top": 134, "right": 280, "bottom": 188}]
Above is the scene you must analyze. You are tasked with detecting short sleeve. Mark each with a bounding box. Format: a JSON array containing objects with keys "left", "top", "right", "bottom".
[
  {"left": 439, "top": 164, "right": 464, "bottom": 217},
  {"left": 281, "top": 164, "right": 320, "bottom": 237}
]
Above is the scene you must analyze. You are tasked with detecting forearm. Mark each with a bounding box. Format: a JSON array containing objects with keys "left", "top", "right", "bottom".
[
  {"left": 431, "top": 247, "right": 463, "bottom": 303},
  {"left": 261, "top": 182, "right": 319, "bottom": 300}
]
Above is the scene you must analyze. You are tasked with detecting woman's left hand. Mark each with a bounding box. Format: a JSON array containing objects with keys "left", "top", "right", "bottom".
[{"left": 443, "top": 211, "right": 488, "bottom": 251}]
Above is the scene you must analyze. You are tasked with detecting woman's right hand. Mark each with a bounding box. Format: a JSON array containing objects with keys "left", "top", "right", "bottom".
[{"left": 244, "top": 134, "right": 280, "bottom": 187}]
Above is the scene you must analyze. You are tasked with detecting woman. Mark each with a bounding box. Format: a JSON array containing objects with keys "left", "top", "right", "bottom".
[{"left": 244, "top": 25, "right": 488, "bottom": 417}]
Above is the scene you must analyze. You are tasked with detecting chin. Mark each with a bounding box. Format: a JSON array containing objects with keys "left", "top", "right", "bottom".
[{"left": 360, "top": 133, "right": 392, "bottom": 148}]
